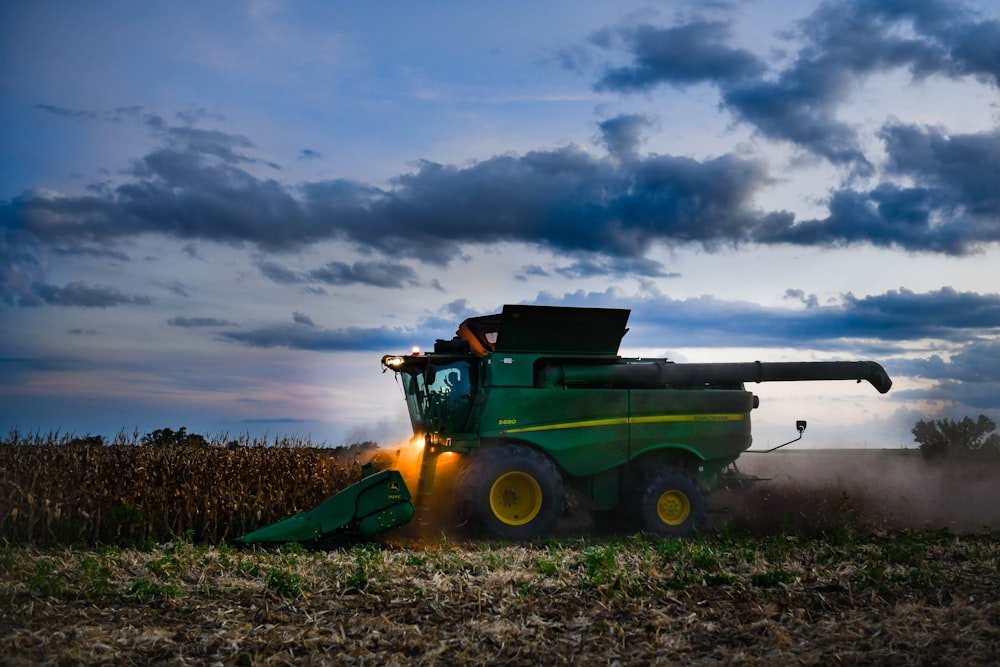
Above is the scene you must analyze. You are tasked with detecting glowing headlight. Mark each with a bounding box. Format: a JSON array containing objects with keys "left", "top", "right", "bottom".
[{"left": 384, "top": 356, "right": 404, "bottom": 369}]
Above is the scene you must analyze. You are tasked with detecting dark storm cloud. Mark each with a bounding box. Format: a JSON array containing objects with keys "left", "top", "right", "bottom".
[
  {"left": 757, "top": 124, "right": 1000, "bottom": 254},
  {"left": 880, "top": 123, "right": 1000, "bottom": 217},
  {"left": 5, "top": 138, "right": 306, "bottom": 253},
  {"left": 4, "top": 122, "right": 780, "bottom": 268},
  {"left": 6, "top": 112, "right": 999, "bottom": 283},
  {"left": 592, "top": 0, "right": 1000, "bottom": 172},
  {"left": 326, "top": 148, "right": 781, "bottom": 261},
  {"left": 592, "top": 21, "right": 765, "bottom": 91},
  {"left": 6, "top": 0, "right": 1000, "bottom": 304}
]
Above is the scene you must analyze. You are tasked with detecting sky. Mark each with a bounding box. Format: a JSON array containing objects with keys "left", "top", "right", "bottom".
[{"left": 3, "top": 0, "right": 1000, "bottom": 450}]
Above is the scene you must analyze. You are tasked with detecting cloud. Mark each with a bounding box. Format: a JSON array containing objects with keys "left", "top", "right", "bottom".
[
  {"left": 591, "top": 1, "right": 1000, "bottom": 172},
  {"left": 756, "top": 124, "right": 1000, "bottom": 254},
  {"left": 5, "top": 3, "right": 1000, "bottom": 310},
  {"left": 592, "top": 21, "right": 764, "bottom": 91},
  {"left": 880, "top": 123, "right": 1000, "bottom": 219},
  {"left": 217, "top": 299, "right": 491, "bottom": 353},
  {"left": 308, "top": 260, "right": 419, "bottom": 288},
  {"left": 596, "top": 114, "right": 655, "bottom": 160},
  {"left": 219, "top": 323, "right": 422, "bottom": 352},
  {"left": 255, "top": 260, "right": 302, "bottom": 285},
  {"left": 23, "top": 281, "right": 151, "bottom": 308},
  {"left": 784, "top": 289, "right": 819, "bottom": 308},
  {"left": 899, "top": 338, "right": 1000, "bottom": 384},
  {"left": 553, "top": 256, "right": 679, "bottom": 280},
  {"left": 322, "top": 148, "right": 780, "bottom": 261},
  {"left": 893, "top": 339, "right": 1000, "bottom": 410},
  {"left": 217, "top": 284, "right": 1000, "bottom": 355},
  {"left": 5, "top": 121, "right": 783, "bottom": 266},
  {"left": 254, "top": 259, "right": 420, "bottom": 289},
  {"left": 528, "top": 286, "right": 1000, "bottom": 349},
  {"left": 292, "top": 311, "right": 315, "bottom": 326},
  {"left": 516, "top": 264, "right": 550, "bottom": 280},
  {"left": 6, "top": 112, "right": 999, "bottom": 296},
  {"left": 167, "top": 316, "right": 234, "bottom": 327},
  {"left": 34, "top": 104, "right": 99, "bottom": 121}
]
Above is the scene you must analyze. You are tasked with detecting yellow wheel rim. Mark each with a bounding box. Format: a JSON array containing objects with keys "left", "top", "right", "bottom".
[
  {"left": 489, "top": 471, "right": 543, "bottom": 526},
  {"left": 656, "top": 489, "right": 691, "bottom": 526}
]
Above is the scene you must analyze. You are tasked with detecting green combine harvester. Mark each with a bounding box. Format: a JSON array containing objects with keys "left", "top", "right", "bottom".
[{"left": 237, "top": 304, "right": 892, "bottom": 545}]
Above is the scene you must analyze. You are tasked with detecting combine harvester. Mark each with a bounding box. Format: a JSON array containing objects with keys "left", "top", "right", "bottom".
[{"left": 237, "top": 305, "right": 891, "bottom": 545}]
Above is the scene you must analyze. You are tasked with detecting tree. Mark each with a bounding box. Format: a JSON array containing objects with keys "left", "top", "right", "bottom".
[
  {"left": 142, "top": 427, "right": 208, "bottom": 448},
  {"left": 911, "top": 415, "right": 1000, "bottom": 460}
]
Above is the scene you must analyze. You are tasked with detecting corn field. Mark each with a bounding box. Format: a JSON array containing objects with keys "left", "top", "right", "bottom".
[{"left": 0, "top": 430, "right": 368, "bottom": 546}]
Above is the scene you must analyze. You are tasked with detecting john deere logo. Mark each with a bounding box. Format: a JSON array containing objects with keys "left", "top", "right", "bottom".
[{"left": 388, "top": 481, "right": 400, "bottom": 492}]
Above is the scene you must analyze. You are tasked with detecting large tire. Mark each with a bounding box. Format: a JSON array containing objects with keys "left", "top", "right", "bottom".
[
  {"left": 638, "top": 469, "right": 706, "bottom": 538},
  {"left": 460, "top": 444, "right": 565, "bottom": 540}
]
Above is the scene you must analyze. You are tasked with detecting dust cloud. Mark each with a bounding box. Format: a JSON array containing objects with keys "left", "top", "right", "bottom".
[
  {"left": 369, "top": 437, "right": 471, "bottom": 543},
  {"left": 369, "top": 446, "right": 999, "bottom": 542},
  {"left": 709, "top": 449, "right": 1000, "bottom": 535}
]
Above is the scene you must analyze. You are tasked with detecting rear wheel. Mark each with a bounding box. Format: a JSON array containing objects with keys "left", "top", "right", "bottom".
[
  {"left": 638, "top": 470, "right": 706, "bottom": 538},
  {"left": 461, "top": 445, "right": 564, "bottom": 540}
]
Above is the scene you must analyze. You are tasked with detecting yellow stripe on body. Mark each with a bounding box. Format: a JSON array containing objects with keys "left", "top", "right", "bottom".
[{"left": 503, "top": 413, "right": 743, "bottom": 434}]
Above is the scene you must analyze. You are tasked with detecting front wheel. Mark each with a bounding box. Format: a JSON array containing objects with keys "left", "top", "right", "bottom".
[
  {"left": 638, "top": 470, "right": 706, "bottom": 538},
  {"left": 461, "top": 445, "right": 564, "bottom": 540}
]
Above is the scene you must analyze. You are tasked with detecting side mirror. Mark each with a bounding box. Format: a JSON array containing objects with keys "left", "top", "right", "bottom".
[
  {"left": 424, "top": 364, "right": 437, "bottom": 386},
  {"left": 756, "top": 419, "right": 807, "bottom": 453}
]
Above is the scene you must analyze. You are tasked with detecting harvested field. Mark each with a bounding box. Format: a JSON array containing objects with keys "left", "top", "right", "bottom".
[
  {"left": 3, "top": 446, "right": 999, "bottom": 664},
  {"left": 2, "top": 531, "right": 998, "bottom": 665}
]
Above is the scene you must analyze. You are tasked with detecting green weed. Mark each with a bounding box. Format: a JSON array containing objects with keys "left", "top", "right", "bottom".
[
  {"left": 78, "top": 555, "right": 114, "bottom": 597},
  {"left": 751, "top": 569, "right": 792, "bottom": 587},
  {"left": 26, "top": 558, "right": 63, "bottom": 597},
  {"left": 265, "top": 567, "right": 302, "bottom": 598},
  {"left": 129, "top": 579, "right": 179, "bottom": 602}
]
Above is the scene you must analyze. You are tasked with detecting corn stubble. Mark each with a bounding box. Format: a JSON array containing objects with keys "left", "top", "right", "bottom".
[
  {"left": 2, "top": 533, "right": 999, "bottom": 665},
  {"left": 1, "top": 431, "right": 362, "bottom": 546}
]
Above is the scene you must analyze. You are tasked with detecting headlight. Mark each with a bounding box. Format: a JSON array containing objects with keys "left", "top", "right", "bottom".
[{"left": 383, "top": 356, "right": 404, "bottom": 369}]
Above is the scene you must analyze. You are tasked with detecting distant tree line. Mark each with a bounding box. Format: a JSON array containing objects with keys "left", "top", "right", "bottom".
[{"left": 912, "top": 415, "right": 1000, "bottom": 461}]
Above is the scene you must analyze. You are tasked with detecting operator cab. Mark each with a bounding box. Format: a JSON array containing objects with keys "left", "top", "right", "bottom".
[{"left": 383, "top": 354, "right": 476, "bottom": 437}]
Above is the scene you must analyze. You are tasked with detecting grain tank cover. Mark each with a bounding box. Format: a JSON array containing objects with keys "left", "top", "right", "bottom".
[{"left": 492, "top": 304, "right": 630, "bottom": 355}]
